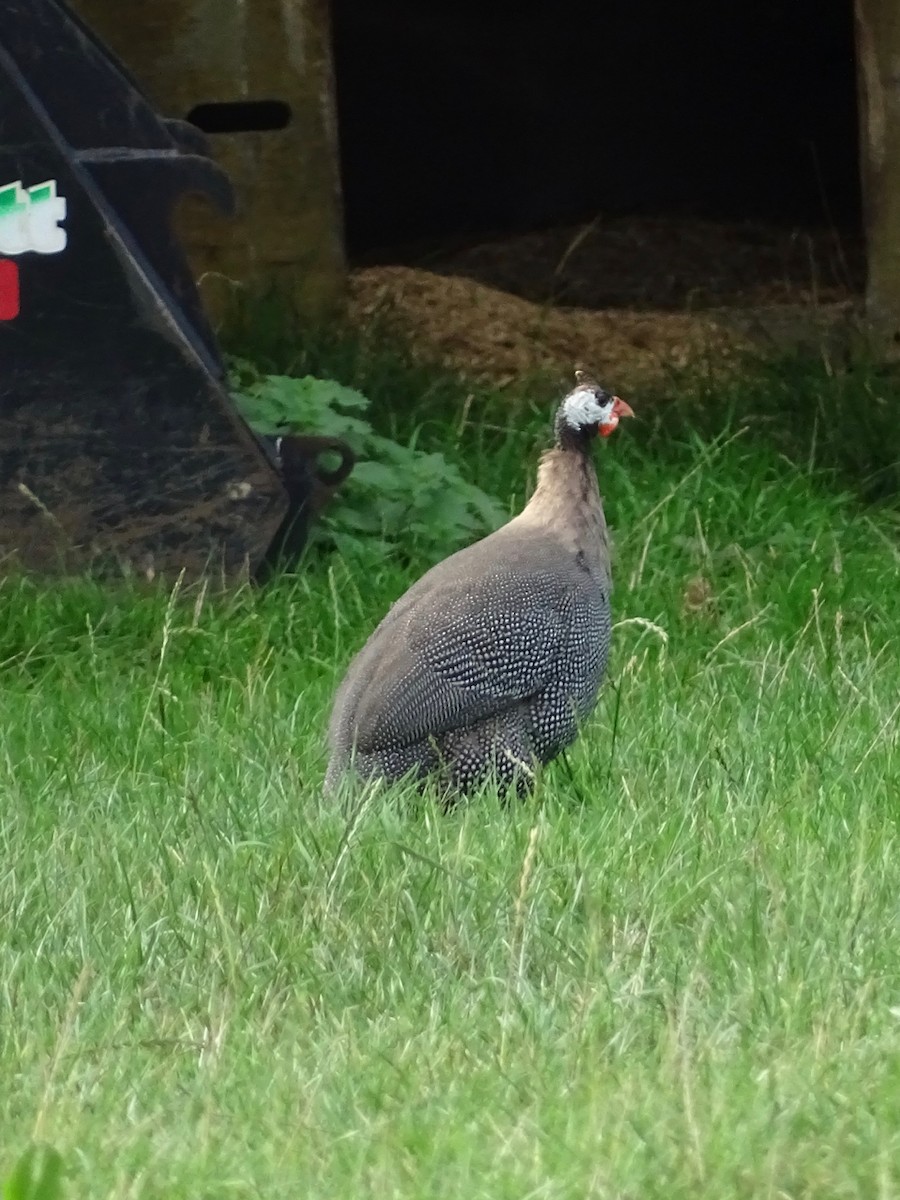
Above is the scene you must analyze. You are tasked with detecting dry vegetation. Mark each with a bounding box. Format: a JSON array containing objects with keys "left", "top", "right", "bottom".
[{"left": 348, "top": 215, "right": 864, "bottom": 388}]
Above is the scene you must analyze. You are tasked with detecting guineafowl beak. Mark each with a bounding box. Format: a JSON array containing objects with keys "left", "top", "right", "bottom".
[{"left": 598, "top": 396, "right": 635, "bottom": 438}]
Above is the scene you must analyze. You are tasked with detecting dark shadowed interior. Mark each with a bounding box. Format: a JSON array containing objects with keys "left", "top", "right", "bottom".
[{"left": 331, "top": 0, "right": 861, "bottom": 259}]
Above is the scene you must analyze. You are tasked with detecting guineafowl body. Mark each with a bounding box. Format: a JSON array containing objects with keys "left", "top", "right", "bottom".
[{"left": 325, "top": 372, "right": 633, "bottom": 798}]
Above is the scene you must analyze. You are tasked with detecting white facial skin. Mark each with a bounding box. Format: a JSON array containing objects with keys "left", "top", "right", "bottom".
[{"left": 562, "top": 387, "right": 618, "bottom": 432}]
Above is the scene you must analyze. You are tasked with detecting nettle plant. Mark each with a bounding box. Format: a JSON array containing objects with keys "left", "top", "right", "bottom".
[{"left": 229, "top": 359, "right": 505, "bottom": 560}]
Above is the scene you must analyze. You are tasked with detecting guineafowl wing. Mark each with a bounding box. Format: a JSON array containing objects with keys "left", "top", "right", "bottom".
[{"left": 349, "top": 568, "right": 577, "bottom": 753}]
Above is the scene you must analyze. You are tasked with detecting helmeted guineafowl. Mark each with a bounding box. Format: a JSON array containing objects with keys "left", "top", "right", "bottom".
[{"left": 324, "top": 370, "right": 634, "bottom": 798}]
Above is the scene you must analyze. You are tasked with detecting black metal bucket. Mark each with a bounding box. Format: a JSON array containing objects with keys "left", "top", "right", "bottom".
[{"left": 0, "top": 0, "right": 351, "bottom": 583}]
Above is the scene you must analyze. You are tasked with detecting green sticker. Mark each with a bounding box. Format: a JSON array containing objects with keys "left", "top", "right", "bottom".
[{"left": 0, "top": 178, "right": 67, "bottom": 254}]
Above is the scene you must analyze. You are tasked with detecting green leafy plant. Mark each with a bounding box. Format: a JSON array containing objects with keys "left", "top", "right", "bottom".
[
  {"left": 3, "top": 1145, "right": 64, "bottom": 1200},
  {"left": 229, "top": 358, "right": 506, "bottom": 560}
]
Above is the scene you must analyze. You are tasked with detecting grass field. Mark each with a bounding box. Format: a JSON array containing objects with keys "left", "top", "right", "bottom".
[{"left": 2, "top": 343, "right": 900, "bottom": 1198}]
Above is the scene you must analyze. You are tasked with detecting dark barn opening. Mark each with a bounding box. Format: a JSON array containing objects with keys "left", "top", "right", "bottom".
[{"left": 331, "top": 0, "right": 861, "bottom": 265}]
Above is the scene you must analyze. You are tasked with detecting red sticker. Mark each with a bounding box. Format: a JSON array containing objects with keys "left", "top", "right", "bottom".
[{"left": 0, "top": 259, "right": 19, "bottom": 320}]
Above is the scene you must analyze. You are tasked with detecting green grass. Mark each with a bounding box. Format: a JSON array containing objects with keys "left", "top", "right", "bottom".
[{"left": 3, "top": 343, "right": 900, "bottom": 1198}]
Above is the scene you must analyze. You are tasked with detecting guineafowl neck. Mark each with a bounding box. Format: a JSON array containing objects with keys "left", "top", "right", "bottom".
[{"left": 516, "top": 447, "right": 608, "bottom": 553}]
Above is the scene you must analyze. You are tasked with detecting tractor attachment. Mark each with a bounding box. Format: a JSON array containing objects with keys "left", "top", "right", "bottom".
[{"left": 0, "top": 0, "right": 350, "bottom": 583}]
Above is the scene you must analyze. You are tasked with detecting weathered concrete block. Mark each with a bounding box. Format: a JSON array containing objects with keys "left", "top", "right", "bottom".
[{"left": 73, "top": 0, "right": 346, "bottom": 323}]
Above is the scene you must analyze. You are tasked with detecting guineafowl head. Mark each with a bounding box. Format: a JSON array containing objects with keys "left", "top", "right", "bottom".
[{"left": 554, "top": 369, "right": 634, "bottom": 451}]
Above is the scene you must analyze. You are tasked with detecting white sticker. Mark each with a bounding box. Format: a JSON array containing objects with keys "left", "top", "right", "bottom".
[{"left": 0, "top": 179, "right": 67, "bottom": 255}]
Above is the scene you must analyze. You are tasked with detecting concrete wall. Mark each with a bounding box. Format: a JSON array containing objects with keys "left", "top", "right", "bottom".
[{"left": 73, "top": 0, "right": 346, "bottom": 322}]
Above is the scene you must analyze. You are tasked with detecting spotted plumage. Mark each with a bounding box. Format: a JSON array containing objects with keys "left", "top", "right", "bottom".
[{"left": 324, "top": 370, "right": 633, "bottom": 799}]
